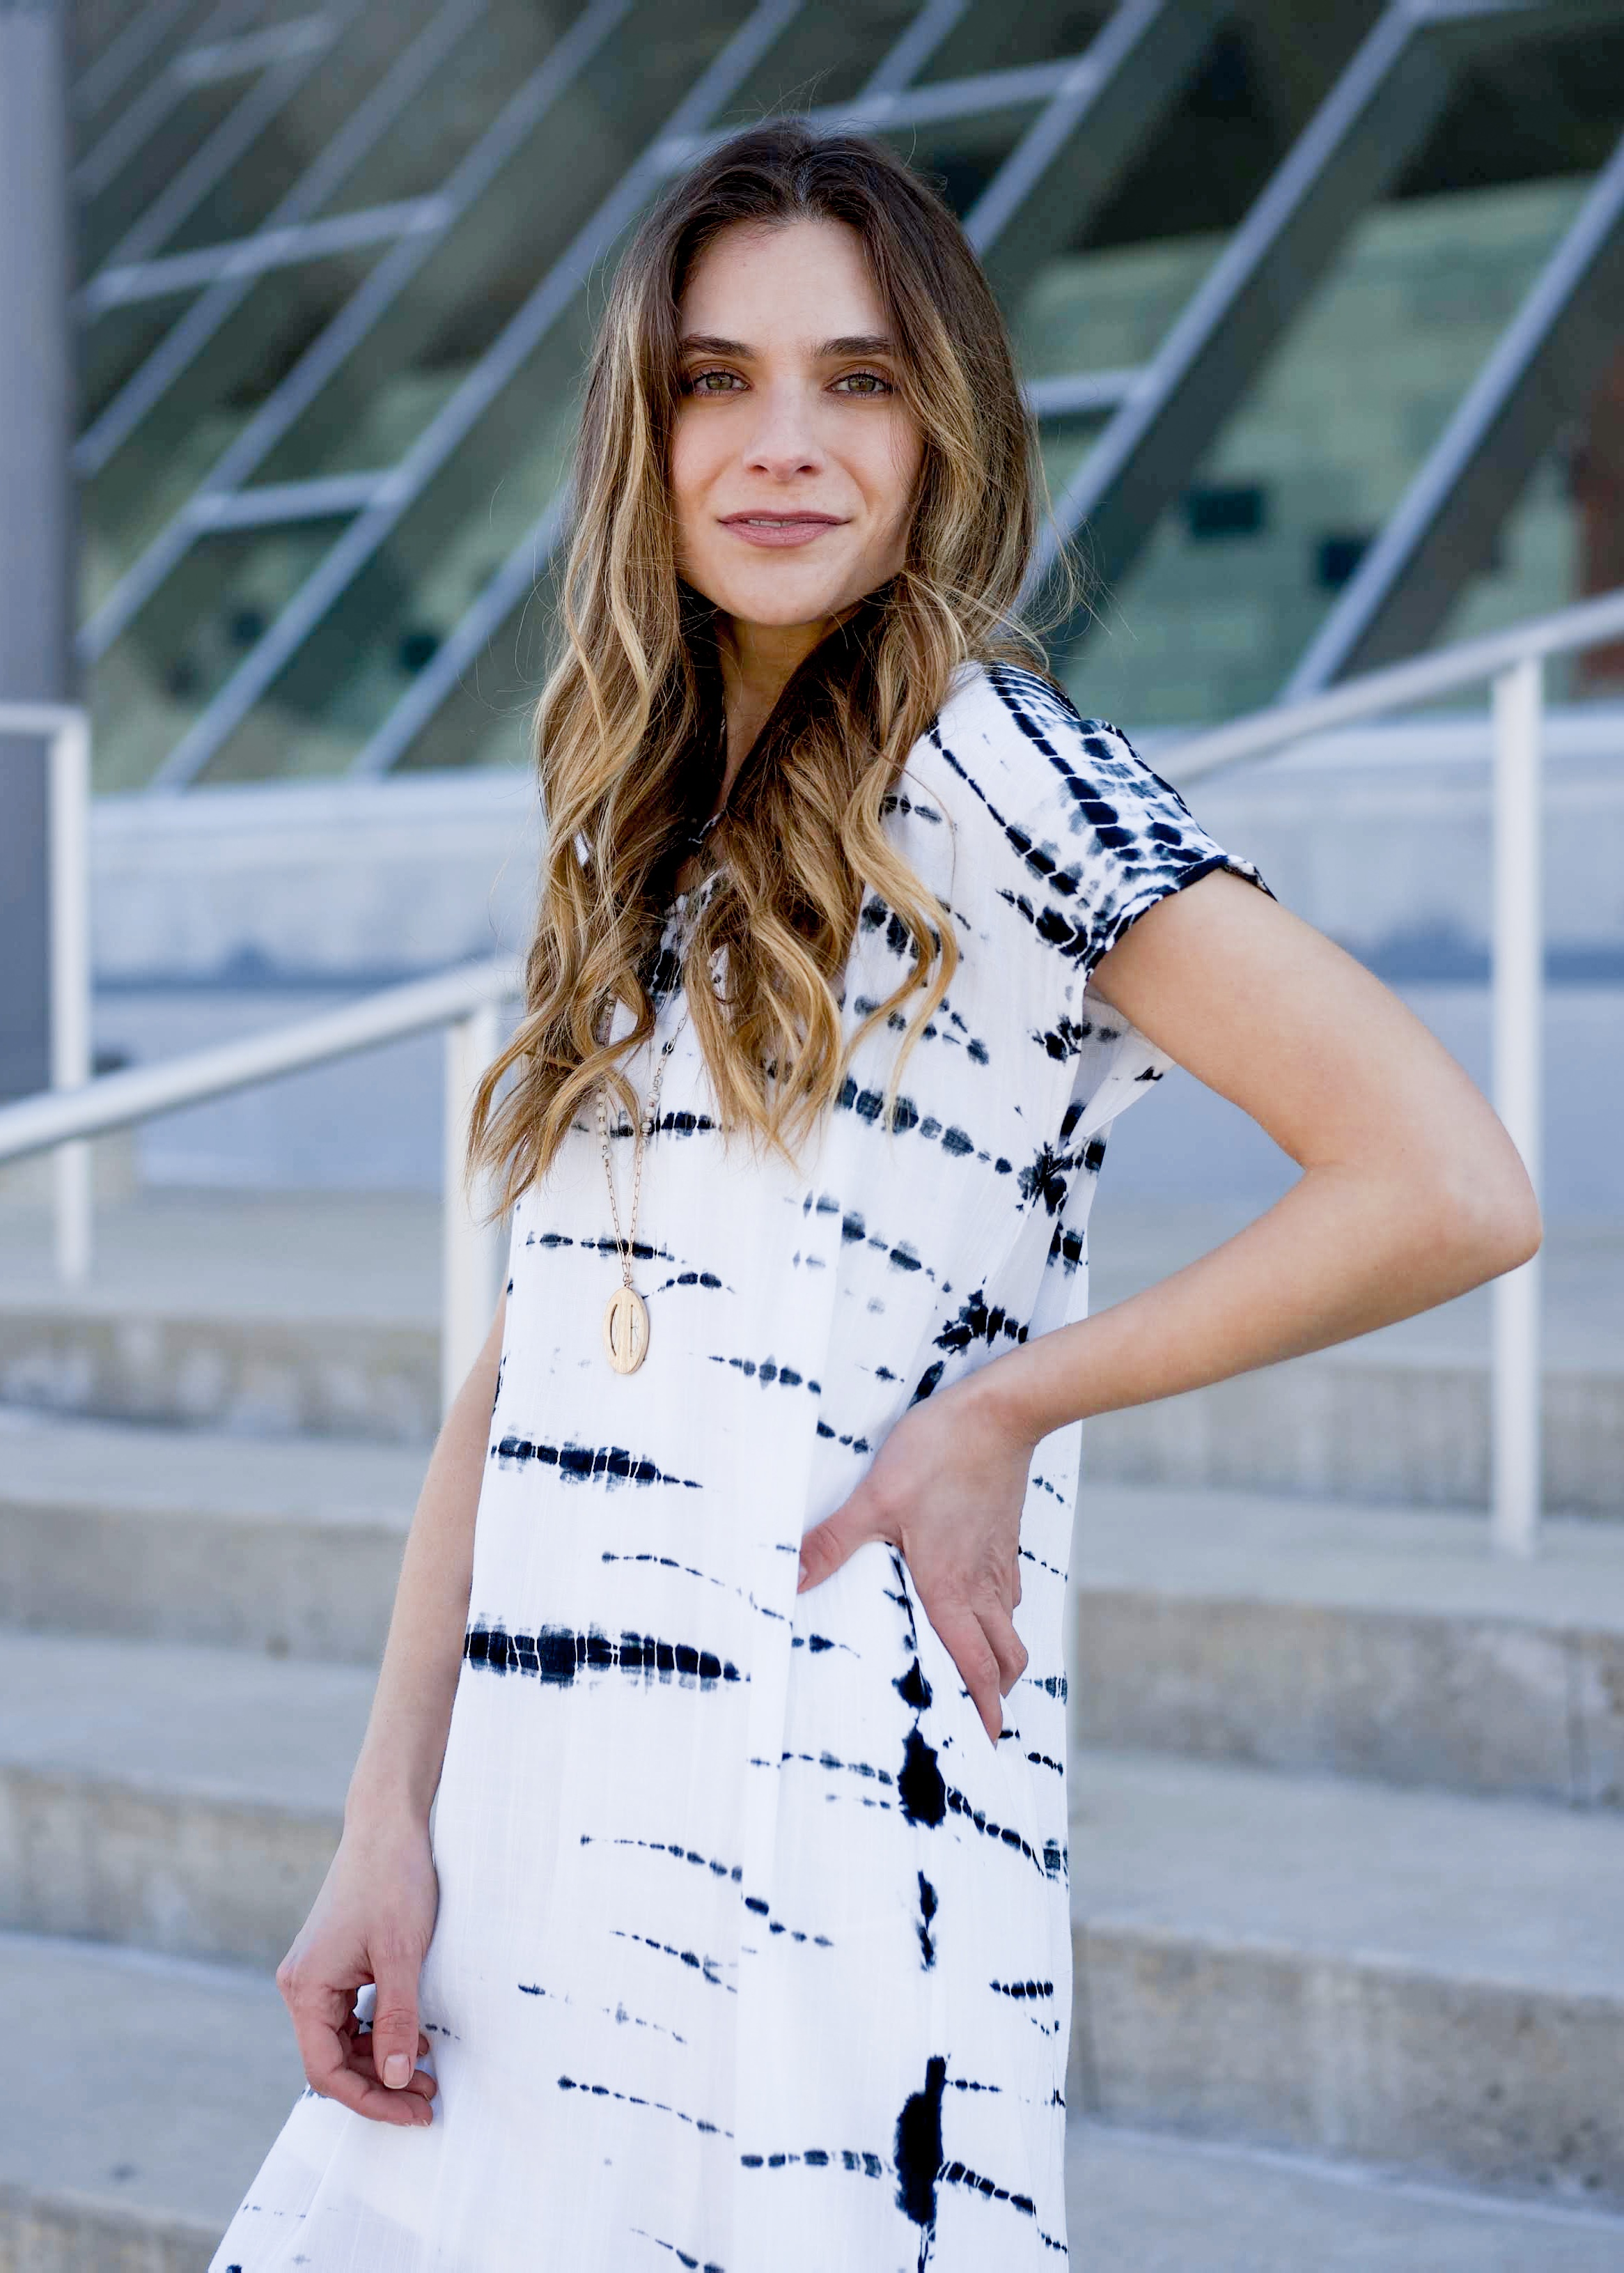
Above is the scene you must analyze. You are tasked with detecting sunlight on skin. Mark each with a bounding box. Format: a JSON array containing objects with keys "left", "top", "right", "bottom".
[{"left": 671, "top": 217, "right": 925, "bottom": 793}]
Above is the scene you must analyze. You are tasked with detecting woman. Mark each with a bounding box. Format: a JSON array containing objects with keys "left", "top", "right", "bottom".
[{"left": 213, "top": 124, "right": 1537, "bottom": 2271}]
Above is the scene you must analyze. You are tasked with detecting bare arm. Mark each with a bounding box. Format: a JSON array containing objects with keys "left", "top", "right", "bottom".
[
  {"left": 799, "top": 873, "right": 1540, "bottom": 1738},
  {"left": 276, "top": 1293, "right": 505, "bottom": 2125},
  {"left": 994, "top": 870, "right": 1540, "bottom": 1433}
]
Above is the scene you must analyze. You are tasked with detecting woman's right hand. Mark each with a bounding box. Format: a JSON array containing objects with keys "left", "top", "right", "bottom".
[{"left": 276, "top": 1815, "right": 441, "bottom": 2126}]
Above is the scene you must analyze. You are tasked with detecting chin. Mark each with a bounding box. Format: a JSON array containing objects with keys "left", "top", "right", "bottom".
[{"left": 706, "top": 573, "right": 865, "bottom": 629}]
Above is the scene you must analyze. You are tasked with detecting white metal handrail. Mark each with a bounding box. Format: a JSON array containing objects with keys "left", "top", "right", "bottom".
[
  {"left": 5, "top": 584, "right": 1623, "bottom": 1487},
  {"left": 1158, "top": 582, "right": 1624, "bottom": 1563},
  {"left": 0, "top": 955, "right": 518, "bottom": 1416},
  {"left": 0, "top": 699, "right": 91, "bottom": 1282}
]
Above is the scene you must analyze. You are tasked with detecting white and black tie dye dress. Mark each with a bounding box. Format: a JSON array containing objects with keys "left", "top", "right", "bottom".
[{"left": 214, "top": 665, "right": 1261, "bottom": 2273}]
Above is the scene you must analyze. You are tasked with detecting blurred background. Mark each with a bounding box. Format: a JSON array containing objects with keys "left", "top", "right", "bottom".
[{"left": 3, "top": 1, "right": 1624, "bottom": 2267}]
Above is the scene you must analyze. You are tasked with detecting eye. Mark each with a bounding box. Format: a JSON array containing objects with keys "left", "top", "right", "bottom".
[
  {"left": 685, "top": 367, "right": 746, "bottom": 395},
  {"left": 831, "top": 369, "right": 893, "bottom": 396}
]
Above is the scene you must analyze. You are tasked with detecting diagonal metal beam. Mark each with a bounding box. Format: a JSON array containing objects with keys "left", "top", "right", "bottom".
[
  {"left": 1024, "top": 369, "right": 1143, "bottom": 421},
  {"left": 1286, "top": 128, "right": 1624, "bottom": 694},
  {"left": 661, "top": 54, "right": 1086, "bottom": 175},
  {"left": 1027, "top": 0, "right": 1624, "bottom": 660},
  {"left": 965, "top": 0, "right": 1221, "bottom": 301},
  {"left": 1025, "top": 1, "right": 1442, "bottom": 639},
  {"left": 73, "top": 0, "right": 262, "bottom": 200},
  {"left": 72, "top": 0, "right": 206, "bottom": 125},
  {"left": 79, "top": 0, "right": 633, "bottom": 653},
  {"left": 857, "top": 0, "right": 972, "bottom": 98},
  {"left": 77, "top": 0, "right": 483, "bottom": 454},
  {"left": 146, "top": 0, "right": 809, "bottom": 791},
  {"left": 80, "top": 196, "right": 455, "bottom": 315},
  {"left": 348, "top": 0, "right": 1017, "bottom": 777},
  {"left": 93, "top": 6, "right": 353, "bottom": 275}
]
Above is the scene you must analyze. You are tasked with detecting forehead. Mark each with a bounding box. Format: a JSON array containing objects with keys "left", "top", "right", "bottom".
[{"left": 678, "top": 217, "right": 887, "bottom": 336}]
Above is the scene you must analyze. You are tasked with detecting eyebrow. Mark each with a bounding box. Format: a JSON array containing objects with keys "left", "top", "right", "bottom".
[{"left": 679, "top": 331, "right": 898, "bottom": 359}]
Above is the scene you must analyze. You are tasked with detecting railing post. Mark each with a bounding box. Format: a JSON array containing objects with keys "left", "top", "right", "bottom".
[
  {"left": 49, "top": 712, "right": 93, "bottom": 1282},
  {"left": 1490, "top": 655, "right": 1543, "bottom": 1558},
  {"left": 442, "top": 1000, "right": 504, "bottom": 1419}
]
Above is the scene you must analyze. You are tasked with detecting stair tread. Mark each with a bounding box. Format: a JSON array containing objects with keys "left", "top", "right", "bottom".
[
  {"left": 1076, "top": 1482, "right": 1624, "bottom": 1633},
  {"left": 1071, "top": 1748, "right": 1624, "bottom": 2001},
  {"left": 1065, "top": 2122, "right": 1624, "bottom": 2270},
  {"left": 0, "top": 1630, "right": 368, "bottom": 1815},
  {"left": 0, "top": 1404, "right": 421, "bottom": 1527},
  {"left": 7, "top": 1631, "right": 1621, "bottom": 2003},
  {"left": 0, "top": 1190, "right": 440, "bottom": 1326},
  {"left": 5, "top": 1927, "right": 1622, "bottom": 2266},
  {"left": 0, "top": 1930, "right": 299, "bottom": 2229}
]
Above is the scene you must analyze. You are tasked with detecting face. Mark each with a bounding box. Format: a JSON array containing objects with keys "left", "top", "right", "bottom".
[{"left": 670, "top": 217, "right": 924, "bottom": 637}]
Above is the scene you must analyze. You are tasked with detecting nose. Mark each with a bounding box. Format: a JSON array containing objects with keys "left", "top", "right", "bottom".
[{"left": 741, "top": 378, "right": 825, "bottom": 481}]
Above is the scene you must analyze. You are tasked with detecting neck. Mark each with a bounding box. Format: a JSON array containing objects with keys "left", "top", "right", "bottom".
[{"left": 715, "top": 615, "right": 831, "bottom": 796}]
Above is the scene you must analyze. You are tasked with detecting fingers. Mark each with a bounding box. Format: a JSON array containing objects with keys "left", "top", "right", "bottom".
[
  {"left": 797, "top": 1487, "right": 886, "bottom": 1594},
  {"left": 928, "top": 1600, "right": 1006, "bottom": 1745},
  {"left": 370, "top": 1944, "right": 427, "bottom": 2097},
  {"left": 279, "top": 1960, "right": 436, "bottom": 2128},
  {"left": 981, "top": 1599, "right": 1029, "bottom": 1698}
]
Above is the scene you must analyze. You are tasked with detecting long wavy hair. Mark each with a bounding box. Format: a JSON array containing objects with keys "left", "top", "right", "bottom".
[{"left": 470, "top": 121, "right": 1045, "bottom": 1206}]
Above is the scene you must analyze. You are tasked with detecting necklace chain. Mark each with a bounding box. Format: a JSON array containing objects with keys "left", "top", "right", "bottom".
[
  {"left": 595, "top": 1032, "right": 677, "bottom": 1291},
  {"left": 594, "top": 1009, "right": 688, "bottom": 1379}
]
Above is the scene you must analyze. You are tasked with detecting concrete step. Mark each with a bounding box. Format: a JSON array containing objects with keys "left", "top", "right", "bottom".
[
  {"left": 6, "top": 1928, "right": 1623, "bottom": 2273},
  {"left": 1085, "top": 1197, "right": 1624, "bottom": 1519},
  {"left": 0, "top": 1932, "right": 299, "bottom": 2273},
  {"left": 1065, "top": 2123, "right": 1624, "bottom": 2272},
  {"left": 0, "top": 1189, "right": 442, "bottom": 1444},
  {"left": 1070, "top": 1748, "right": 1624, "bottom": 2208},
  {"left": 7, "top": 1285, "right": 1622, "bottom": 1510},
  {"left": 1082, "top": 1344, "right": 1624, "bottom": 1518},
  {"left": 3, "top": 1191, "right": 1622, "bottom": 1510},
  {"left": 0, "top": 1632, "right": 361, "bottom": 1966},
  {"left": 3, "top": 1633, "right": 1618, "bottom": 2206},
  {"left": 1073, "top": 1484, "right": 1624, "bottom": 1807},
  {"left": 0, "top": 1408, "right": 416, "bottom": 1660}
]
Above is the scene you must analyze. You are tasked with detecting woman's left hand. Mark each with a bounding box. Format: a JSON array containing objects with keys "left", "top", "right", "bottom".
[{"left": 796, "top": 1372, "right": 1034, "bottom": 1744}]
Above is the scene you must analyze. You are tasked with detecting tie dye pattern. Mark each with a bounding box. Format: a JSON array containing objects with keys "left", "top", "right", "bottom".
[{"left": 212, "top": 663, "right": 1263, "bottom": 2272}]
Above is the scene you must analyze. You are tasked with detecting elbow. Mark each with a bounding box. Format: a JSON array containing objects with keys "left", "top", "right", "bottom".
[{"left": 1428, "top": 1140, "right": 1541, "bottom": 1291}]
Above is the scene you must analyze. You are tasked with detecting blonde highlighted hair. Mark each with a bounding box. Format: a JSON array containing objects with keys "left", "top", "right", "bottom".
[{"left": 471, "top": 121, "right": 1046, "bottom": 1205}]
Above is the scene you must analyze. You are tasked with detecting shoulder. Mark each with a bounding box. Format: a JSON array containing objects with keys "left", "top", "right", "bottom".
[
  {"left": 909, "top": 660, "right": 1266, "bottom": 968},
  {"left": 921, "top": 660, "right": 1155, "bottom": 826},
  {"left": 915, "top": 658, "right": 1200, "bottom": 869}
]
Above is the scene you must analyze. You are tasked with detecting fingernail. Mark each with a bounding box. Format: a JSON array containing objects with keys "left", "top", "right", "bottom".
[
  {"left": 797, "top": 1557, "right": 807, "bottom": 1590},
  {"left": 383, "top": 2053, "right": 412, "bottom": 2089}
]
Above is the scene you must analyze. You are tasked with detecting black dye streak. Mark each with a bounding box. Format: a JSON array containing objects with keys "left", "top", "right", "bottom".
[
  {"left": 491, "top": 1436, "right": 701, "bottom": 1490},
  {"left": 582, "top": 1834, "right": 742, "bottom": 1882},
  {"left": 916, "top": 1872, "right": 938, "bottom": 1969},
  {"left": 933, "top": 1289, "right": 1029, "bottom": 1356},
  {"left": 608, "top": 1932, "right": 735, "bottom": 1989},
  {"left": 464, "top": 1622, "right": 741, "bottom": 1689},
  {"left": 710, "top": 1353, "right": 820, "bottom": 1392},
  {"left": 891, "top": 1555, "right": 948, "bottom": 1837},
  {"left": 895, "top": 2054, "right": 946, "bottom": 2259},
  {"left": 632, "top": 2231, "right": 726, "bottom": 2273},
  {"left": 557, "top": 2072, "right": 731, "bottom": 2132}
]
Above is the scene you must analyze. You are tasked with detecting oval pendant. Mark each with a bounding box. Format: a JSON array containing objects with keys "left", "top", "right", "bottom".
[{"left": 603, "top": 1285, "right": 650, "bottom": 1374}]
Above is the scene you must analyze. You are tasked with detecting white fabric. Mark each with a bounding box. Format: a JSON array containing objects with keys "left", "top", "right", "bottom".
[{"left": 212, "top": 664, "right": 1259, "bottom": 2272}]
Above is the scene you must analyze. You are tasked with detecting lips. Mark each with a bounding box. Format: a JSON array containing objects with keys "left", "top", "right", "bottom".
[{"left": 717, "top": 511, "right": 847, "bottom": 549}]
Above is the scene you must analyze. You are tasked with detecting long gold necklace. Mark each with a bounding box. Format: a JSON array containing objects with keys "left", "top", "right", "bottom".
[{"left": 595, "top": 1024, "right": 682, "bottom": 1374}]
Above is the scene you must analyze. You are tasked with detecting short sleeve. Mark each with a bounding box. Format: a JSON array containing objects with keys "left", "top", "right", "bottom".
[
  {"left": 967, "top": 663, "right": 1272, "bottom": 1154},
  {"left": 985, "top": 665, "right": 1270, "bottom": 977}
]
